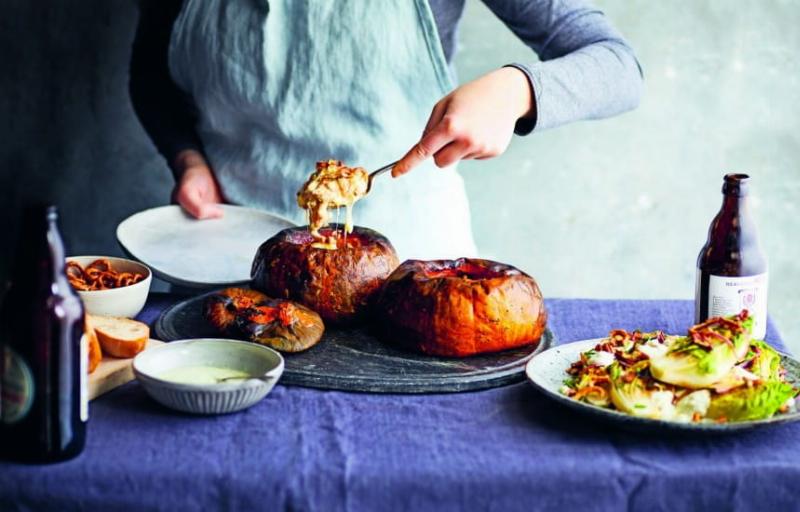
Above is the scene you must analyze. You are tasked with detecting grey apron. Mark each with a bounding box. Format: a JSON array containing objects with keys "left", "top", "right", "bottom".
[{"left": 169, "top": 0, "right": 477, "bottom": 260}]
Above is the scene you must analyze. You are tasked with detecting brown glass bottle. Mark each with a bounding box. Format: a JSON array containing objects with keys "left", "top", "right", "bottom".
[
  {"left": 695, "top": 174, "right": 768, "bottom": 338},
  {"left": 0, "top": 205, "right": 87, "bottom": 462}
]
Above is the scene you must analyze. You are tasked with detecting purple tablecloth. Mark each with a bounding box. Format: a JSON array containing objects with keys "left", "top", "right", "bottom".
[{"left": 1, "top": 297, "right": 797, "bottom": 511}]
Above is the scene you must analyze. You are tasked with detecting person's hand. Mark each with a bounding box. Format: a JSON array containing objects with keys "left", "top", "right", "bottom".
[
  {"left": 393, "top": 67, "right": 534, "bottom": 177},
  {"left": 171, "top": 149, "right": 224, "bottom": 219}
]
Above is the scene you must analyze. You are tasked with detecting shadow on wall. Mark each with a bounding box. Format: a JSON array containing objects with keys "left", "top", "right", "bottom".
[{"left": 0, "top": 0, "right": 172, "bottom": 283}]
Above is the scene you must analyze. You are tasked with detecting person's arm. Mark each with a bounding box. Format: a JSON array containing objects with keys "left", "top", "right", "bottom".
[
  {"left": 393, "top": 0, "right": 642, "bottom": 176},
  {"left": 487, "top": 0, "right": 643, "bottom": 134},
  {"left": 129, "top": 0, "right": 223, "bottom": 219}
]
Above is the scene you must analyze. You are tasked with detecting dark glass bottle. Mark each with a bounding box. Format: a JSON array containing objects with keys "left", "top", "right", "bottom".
[
  {"left": 695, "top": 174, "right": 768, "bottom": 338},
  {"left": 0, "top": 205, "right": 87, "bottom": 462}
]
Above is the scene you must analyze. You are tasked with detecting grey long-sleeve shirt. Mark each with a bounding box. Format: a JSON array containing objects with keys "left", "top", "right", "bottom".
[{"left": 130, "top": 0, "right": 642, "bottom": 174}]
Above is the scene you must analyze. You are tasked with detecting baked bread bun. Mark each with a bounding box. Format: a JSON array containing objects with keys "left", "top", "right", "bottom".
[
  {"left": 251, "top": 225, "right": 399, "bottom": 325},
  {"left": 90, "top": 315, "right": 149, "bottom": 359},
  {"left": 376, "top": 258, "right": 547, "bottom": 357},
  {"left": 204, "top": 288, "right": 324, "bottom": 352}
]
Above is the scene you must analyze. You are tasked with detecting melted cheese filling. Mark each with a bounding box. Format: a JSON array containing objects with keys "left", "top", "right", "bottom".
[{"left": 297, "top": 160, "right": 368, "bottom": 249}]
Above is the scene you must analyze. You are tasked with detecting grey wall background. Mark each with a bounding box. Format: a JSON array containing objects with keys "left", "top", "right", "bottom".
[
  {"left": 456, "top": 0, "right": 800, "bottom": 350},
  {"left": 1, "top": 1, "right": 797, "bottom": 350}
]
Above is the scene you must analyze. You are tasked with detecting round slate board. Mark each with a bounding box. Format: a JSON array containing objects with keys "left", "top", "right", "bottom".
[{"left": 154, "top": 292, "right": 554, "bottom": 393}]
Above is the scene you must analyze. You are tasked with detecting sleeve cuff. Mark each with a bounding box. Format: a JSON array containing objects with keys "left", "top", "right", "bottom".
[
  {"left": 166, "top": 139, "right": 205, "bottom": 182},
  {"left": 503, "top": 63, "right": 539, "bottom": 136}
]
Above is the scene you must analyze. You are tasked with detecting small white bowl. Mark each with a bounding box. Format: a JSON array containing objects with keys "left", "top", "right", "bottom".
[
  {"left": 67, "top": 256, "right": 152, "bottom": 318},
  {"left": 133, "top": 338, "right": 284, "bottom": 415}
]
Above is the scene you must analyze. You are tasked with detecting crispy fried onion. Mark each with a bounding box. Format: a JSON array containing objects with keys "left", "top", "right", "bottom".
[
  {"left": 688, "top": 311, "right": 747, "bottom": 348},
  {"left": 66, "top": 259, "right": 145, "bottom": 291},
  {"left": 573, "top": 385, "right": 608, "bottom": 402}
]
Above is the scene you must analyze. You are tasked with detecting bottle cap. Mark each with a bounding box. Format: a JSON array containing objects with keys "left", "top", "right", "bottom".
[{"left": 722, "top": 173, "right": 750, "bottom": 196}]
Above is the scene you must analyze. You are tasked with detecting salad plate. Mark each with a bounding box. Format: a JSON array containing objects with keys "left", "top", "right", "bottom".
[
  {"left": 117, "top": 205, "right": 295, "bottom": 288},
  {"left": 526, "top": 338, "right": 800, "bottom": 433}
]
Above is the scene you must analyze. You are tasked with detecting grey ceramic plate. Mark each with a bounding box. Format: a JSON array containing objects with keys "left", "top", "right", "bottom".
[
  {"left": 526, "top": 339, "right": 800, "bottom": 433},
  {"left": 116, "top": 205, "right": 294, "bottom": 288},
  {"left": 154, "top": 291, "right": 555, "bottom": 394}
]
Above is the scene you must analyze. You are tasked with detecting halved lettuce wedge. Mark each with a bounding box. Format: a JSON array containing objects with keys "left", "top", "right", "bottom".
[
  {"left": 689, "top": 311, "right": 753, "bottom": 362},
  {"left": 706, "top": 380, "right": 796, "bottom": 422},
  {"left": 746, "top": 340, "right": 782, "bottom": 381},
  {"left": 608, "top": 362, "right": 676, "bottom": 419},
  {"left": 648, "top": 336, "right": 737, "bottom": 389}
]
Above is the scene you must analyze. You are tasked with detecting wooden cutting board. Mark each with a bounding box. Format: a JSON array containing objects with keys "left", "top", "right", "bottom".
[{"left": 89, "top": 339, "right": 164, "bottom": 400}]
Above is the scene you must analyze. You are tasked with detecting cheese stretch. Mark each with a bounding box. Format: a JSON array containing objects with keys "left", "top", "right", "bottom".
[{"left": 297, "top": 160, "right": 369, "bottom": 249}]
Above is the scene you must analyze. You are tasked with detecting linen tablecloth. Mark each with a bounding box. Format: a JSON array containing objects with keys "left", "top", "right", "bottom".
[{"left": 1, "top": 297, "right": 797, "bottom": 511}]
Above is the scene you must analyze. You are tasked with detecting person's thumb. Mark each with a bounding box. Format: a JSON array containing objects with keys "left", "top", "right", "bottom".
[
  {"left": 175, "top": 184, "right": 222, "bottom": 220},
  {"left": 195, "top": 201, "right": 224, "bottom": 220}
]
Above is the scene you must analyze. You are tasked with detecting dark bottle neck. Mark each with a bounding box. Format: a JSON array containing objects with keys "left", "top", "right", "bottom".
[
  {"left": 45, "top": 207, "right": 70, "bottom": 292},
  {"left": 698, "top": 174, "right": 766, "bottom": 275},
  {"left": 715, "top": 174, "right": 757, "bottom": 242}
]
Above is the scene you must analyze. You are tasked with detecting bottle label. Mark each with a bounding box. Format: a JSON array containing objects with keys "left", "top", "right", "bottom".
[
  {"left": 1, "top": 346, "right": 35, "bottom": 424},
  {"left": 80, "top": 334, "right": 89, "bottom": 422},
  {"left": 708, "top": 272, "right": 768, "bottom": 339}
]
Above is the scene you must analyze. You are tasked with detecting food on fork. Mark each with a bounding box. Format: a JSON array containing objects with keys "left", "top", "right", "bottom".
[
  {"left": 204, "top": 288, "right": 324, "bottom": 352},
  {"left": 296, "top": 160, "right": 369, "bottom": 250},
  {"left": 251, "top": 225, "right": 399, "bottom": 325},
  {"left": 376, "top": 258, "right": 547, "bottom": 357},
  {"left": 66, "top": 258, "right": 145, "bottom": 291},
  {"left": 90, "top": 315, "right": 150, "bottom": 359}
]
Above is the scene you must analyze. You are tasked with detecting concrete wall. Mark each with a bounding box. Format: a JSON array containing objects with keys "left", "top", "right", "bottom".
[
  {"left": 456, "top": 0, "right": 800, "bottom": 350},
  {"left": 1, "top": 1, "right": 797, "bottom": 349}
]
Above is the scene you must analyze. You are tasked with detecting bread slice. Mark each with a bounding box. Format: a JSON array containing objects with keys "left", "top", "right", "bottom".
[
  {"left": 84, "top": 314, "right": 103, "bottom": 373},
  {"left": 90, "top": 315, "right": 149, "bottom": 359}
]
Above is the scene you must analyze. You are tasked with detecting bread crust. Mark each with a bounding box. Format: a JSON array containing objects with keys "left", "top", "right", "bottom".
[
  {"left": 204, "top": 288, "right": 324, "bottom": 353},
  {"left": 251, "top": 225, "right": 399, "bottom": 325},
  {"left": 376, "top": 258, "right": 547, "bottom": 357}
]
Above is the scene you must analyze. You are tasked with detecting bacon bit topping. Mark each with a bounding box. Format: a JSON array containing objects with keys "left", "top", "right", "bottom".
[
  {"left": 692, "top": 412, "right": 703, "bottom": 422},
  {"left": 688, "top": 314, "right": 746, "bottom": 349},
  {"left": 610, "top": 329, "right": 630, "bottom": 343},
  {"left": 248, "top": 303, "right": 294, "bottom": 327}
]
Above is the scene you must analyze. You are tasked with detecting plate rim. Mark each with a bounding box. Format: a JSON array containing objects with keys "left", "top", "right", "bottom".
[
  {"left": 116, "top": 205, "right": 296, "bottom": 288},
  {"left": 525, "top": 338, "right": 800, "bottom": 433}
]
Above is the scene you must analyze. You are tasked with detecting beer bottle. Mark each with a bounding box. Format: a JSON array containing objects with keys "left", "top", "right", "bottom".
[
  {"left": 0, "top": 205, "right": 87, "bottom": 462},
  {"left": 695, "top": 174, "right": 768, "bottom": 338}
]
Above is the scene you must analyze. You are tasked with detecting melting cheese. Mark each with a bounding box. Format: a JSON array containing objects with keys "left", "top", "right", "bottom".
[{"left": 297, "top": 160, "right": 369, "bottom": 249}]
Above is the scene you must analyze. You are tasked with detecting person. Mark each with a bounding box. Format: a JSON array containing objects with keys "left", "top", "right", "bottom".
[{"left": 130, "top": 0, "right": 642, "bottom": 260}]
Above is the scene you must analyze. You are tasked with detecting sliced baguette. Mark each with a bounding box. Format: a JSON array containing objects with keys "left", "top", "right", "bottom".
[
  {"left": 84, "top": 314, "right": 102, "bottom": 373},
  {"left": 90, "top": 315, "right": 149, "bottom": 359}
]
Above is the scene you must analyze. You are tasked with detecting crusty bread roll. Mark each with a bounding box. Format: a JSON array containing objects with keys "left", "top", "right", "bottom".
[
  {"left": 90, "top": 315, "right": 149, "bottom": 359},
  {"left": 377, "top": 258, "right": 547, "bottom": 357}
]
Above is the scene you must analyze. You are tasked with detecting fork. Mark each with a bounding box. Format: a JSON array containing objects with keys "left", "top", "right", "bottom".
[{"left": 365, "top": 160, "right": 399, "bottom": 194}]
